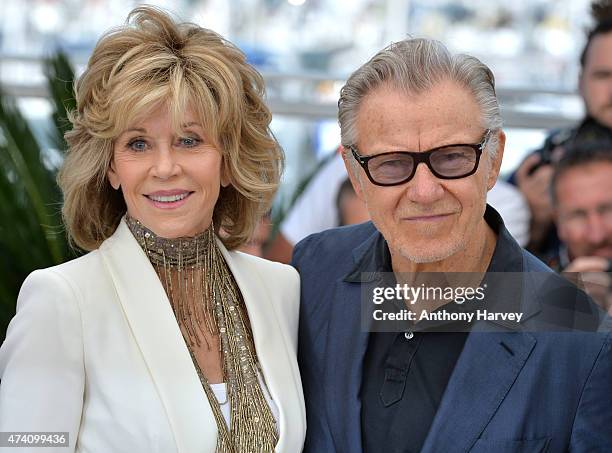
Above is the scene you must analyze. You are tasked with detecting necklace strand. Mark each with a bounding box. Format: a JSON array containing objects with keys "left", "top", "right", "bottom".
[{"left": 126, "top": 216, "right": 278, "bottom": 452}]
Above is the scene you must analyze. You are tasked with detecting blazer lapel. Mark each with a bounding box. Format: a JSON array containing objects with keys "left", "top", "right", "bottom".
[
  {"left": 217, "top": 244, "right": 305, "bottom": 453},
  {"left": 324, "top": 229, "right": 383, "bottom": 453},
  {"left": 421, "top": 332, "right": 537, "bottom": 452},
  {"left": 100, "top": 220, "right": 217, "bottom": 453},
  {"left": 324, "top": 280, "right": 370, "bottom": 453}
]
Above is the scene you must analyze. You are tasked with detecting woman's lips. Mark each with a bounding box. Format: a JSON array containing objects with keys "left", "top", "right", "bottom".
[{"left": 144, "top": 191, "right": 193, "bottom": 209}]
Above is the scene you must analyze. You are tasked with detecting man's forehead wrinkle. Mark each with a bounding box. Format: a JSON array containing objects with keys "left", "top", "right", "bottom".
[{"left": 356, "top": 81, "right": 484, "bottom": 155}]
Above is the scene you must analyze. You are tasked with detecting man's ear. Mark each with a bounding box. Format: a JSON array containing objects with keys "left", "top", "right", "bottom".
[
  {"left": 107, "top": 160, "right": 121, "bottom": 190},
  {"left": 486, "top": 130, "right": 505, "bottom": 191},
  {"left": 341, "top": 148, "right": 365, "bottom": 202}
]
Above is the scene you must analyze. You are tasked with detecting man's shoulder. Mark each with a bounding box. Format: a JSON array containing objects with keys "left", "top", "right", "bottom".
[{"left": 292, "top": 221, "right": 378, "bottom": 268}]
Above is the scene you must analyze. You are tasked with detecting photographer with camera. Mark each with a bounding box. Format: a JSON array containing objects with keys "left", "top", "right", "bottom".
[{"left": 512, "top": 0, "right": 612, "bottom": 255}]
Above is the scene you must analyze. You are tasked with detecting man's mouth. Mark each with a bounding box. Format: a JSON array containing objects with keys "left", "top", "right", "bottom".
[{"left": 403, "top": 213, "right": 454, "bottom": 221}]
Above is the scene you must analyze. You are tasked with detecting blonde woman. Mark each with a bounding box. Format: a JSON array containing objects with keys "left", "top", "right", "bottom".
[{"left": 0, "top": 6, "right": 305, "bottom": 452}]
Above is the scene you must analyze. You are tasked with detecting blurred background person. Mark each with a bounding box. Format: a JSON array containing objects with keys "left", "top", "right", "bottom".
[
  {"left": 512, "top": 0, "right": 612, "bottom": 256},
  {"left": 550, "top": 143, "right": 612, "bottom": 313},
  {"left": 336, "top": 177, "right": 370, "bottom": 226}
]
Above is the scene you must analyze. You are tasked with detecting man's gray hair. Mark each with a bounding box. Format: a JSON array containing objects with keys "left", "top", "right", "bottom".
[{"left": 338, "top": 38, "right": 503, "bottom": 156}]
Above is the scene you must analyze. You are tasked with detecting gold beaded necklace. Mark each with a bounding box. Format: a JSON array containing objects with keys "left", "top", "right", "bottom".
[{"left": 126, "top": 216, "right": 278, "bottom": 452}]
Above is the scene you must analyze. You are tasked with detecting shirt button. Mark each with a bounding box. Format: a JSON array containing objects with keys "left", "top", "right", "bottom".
[{"left": 404, "top": 331, "right": 414, "bottom": 340}]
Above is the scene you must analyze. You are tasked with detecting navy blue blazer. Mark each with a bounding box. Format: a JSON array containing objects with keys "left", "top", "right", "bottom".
[{"left": 292, "top": 211, "right": 611, "bottom": 453}]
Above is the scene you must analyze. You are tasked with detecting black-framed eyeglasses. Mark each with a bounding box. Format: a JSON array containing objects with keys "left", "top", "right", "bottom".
[{"left": 350, "top": 129, "right": 492, "bottom": 187}]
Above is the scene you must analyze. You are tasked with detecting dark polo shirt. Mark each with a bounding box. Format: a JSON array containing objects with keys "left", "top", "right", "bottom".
[{"left": 356, "top": 206, "right": 520, "bottom": 453}]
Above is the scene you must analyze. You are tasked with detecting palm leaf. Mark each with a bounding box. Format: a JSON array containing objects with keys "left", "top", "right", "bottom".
[
  {"left": 45, "top": 51, "right": 76, "bottom": 152},
  {"left": 0, "top": 92, "right": 65, "bottom": 263},
  {"left": 0, "top": 52, "right": 76, "bottom": 341},
  {"left": 0, "top": 148, "right": 50, "bottom": 267}
]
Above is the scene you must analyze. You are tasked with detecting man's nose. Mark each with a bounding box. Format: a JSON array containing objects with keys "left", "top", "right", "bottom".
[
  {"left": 404, "top": 163, "right": 445, "bottom": 204},
  {"left": 151, "top": 144, "right": 180, "bottom": 179}
]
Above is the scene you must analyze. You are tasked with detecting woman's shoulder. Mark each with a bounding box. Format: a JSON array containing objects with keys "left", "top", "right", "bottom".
[
  {"left": 31, "top": 221, "right": 129, "bottom": 288},
  {"left": 20, "top": 249, "right": 106, "bottom": 299},
  {"left": 32, "top": 249, "right": 104, "bottom": 280},
  {"left": 12, "top": 252, "right": 106, "bottom": 332}
]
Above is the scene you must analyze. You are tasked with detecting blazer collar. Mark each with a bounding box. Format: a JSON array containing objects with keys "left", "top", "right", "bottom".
[
  {"left": 344, "top": 227, "right": 389, "bottom": 283},
  {"left": 323, "top": 278, "right": 369, "bottom": 453},
  {"left": 99, "top": 219, "right": 299, "bottom": 452}
]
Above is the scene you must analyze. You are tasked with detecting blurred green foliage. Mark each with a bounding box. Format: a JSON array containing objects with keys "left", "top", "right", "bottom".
[{"left": 0, "top": 53, "right": 77, "bottom": 342}]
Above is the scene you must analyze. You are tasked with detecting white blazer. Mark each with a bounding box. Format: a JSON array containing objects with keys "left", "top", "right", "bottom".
[{"left": 0, "top": 220, "right": 306, "bottom": 452}]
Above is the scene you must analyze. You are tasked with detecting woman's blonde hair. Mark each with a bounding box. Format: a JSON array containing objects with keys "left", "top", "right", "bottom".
[{"left": 59, "top": 6, "right": 282, "bottom": 251}]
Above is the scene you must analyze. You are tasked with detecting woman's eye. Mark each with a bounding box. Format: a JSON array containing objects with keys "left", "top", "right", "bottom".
[
  {"left": 126, "top": 139, "right": 148, "bottom": 152},
  {"left": 178, "top": 136, "right": 201, "bottom": 147}
]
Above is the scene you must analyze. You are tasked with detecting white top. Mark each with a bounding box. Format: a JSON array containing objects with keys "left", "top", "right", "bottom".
[{"left": 209, "top": 374, "right": 280, "bottom": 432}]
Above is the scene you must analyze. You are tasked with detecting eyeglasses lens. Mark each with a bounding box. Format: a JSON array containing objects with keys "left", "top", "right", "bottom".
[{"left": 368, "top": 146, "right": 478, "bottom": 184}]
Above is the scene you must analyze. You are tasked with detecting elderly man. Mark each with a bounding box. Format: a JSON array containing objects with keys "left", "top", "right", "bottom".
[{"left": 292, "top": 38, "right": 611, "bottom": 453}]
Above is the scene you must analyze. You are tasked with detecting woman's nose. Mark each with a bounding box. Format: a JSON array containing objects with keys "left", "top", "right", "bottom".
[{"left": 150, "top": 144, "right": 180, "bottom": 179}]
